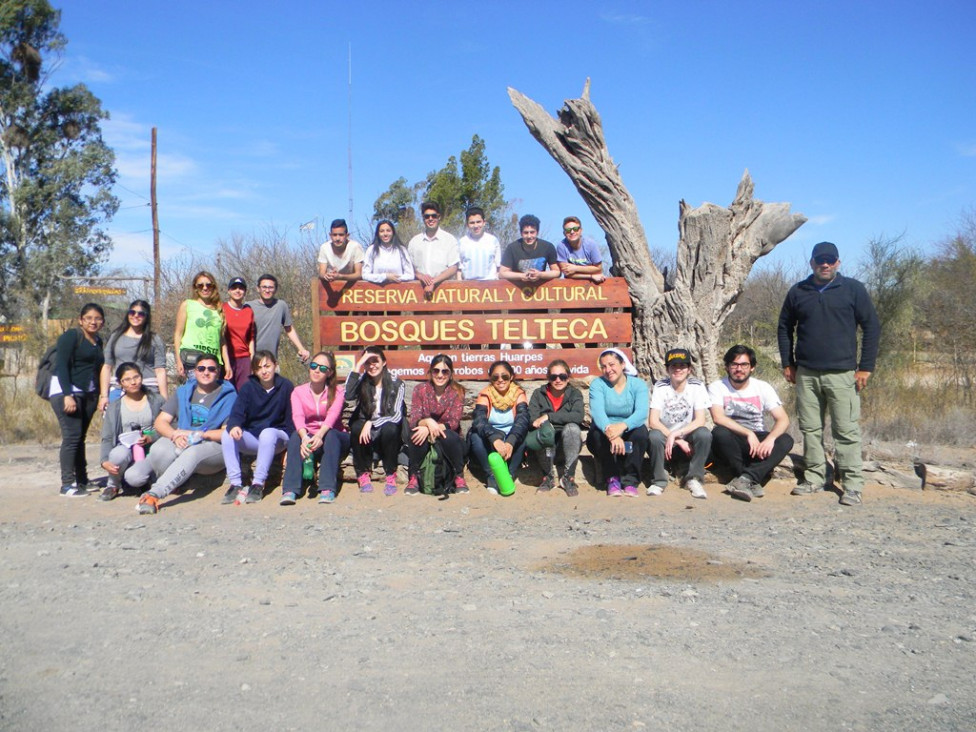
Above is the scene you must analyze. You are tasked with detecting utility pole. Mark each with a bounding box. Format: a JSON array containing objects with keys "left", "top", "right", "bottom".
[
  {"left": 347, "top": 43, "right": 353, "bottom": 222},
  {"left": 151, "top": 127, "right": 160, "bottom": 304}
]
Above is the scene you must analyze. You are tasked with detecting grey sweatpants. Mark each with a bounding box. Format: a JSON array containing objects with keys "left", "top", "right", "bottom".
[
  {"left": 104, "top": 444, "right": 155, "bottom": 489},
  {"left": 147, "top": 438, "right": 225, "bottom": 499}
]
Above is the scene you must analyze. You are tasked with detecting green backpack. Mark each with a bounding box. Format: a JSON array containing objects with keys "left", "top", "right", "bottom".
[{"left": 419, "top": 442, "right": 455, "bottom": 497}]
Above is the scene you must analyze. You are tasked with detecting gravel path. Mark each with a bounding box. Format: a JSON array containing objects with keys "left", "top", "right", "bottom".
[{"left": 1, "top": 444, "right": 974, "bottom": 731}]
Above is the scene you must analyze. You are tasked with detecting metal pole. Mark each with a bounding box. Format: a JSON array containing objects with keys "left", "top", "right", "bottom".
[{"left": 151, "top": 127, "right": 160, "bottom": 304}]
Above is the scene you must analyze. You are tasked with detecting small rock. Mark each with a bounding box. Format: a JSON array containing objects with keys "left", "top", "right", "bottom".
[
  {"left": 241, "top": 683, "right": 251, "bottom": 692},
  {"left": 927, "top": 693, "right": 948, "bottom": 705},
  {"left": 542, "top": 591, "right": 554, "bottom": 599},
  {"left": 259, "top": 599, "right": 271, "bottom": 606}
]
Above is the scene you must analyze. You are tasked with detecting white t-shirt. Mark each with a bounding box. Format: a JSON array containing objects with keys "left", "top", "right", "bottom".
[
  {"left": 708, "top": 376, "right": 783, "bottom": 433},
  {"left": 650, "top": 378, "right": 710, "bottom": 430},
  {"left": 317, "top": 240, "right": 364, "bottom": 273},
  {"left": 458, "top": 232, "right": 501, "bottom": 280}
]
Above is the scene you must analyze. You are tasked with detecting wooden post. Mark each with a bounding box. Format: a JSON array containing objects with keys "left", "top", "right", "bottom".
[{"left": 151, "top": 127, "right": 160, "bottom": 305}]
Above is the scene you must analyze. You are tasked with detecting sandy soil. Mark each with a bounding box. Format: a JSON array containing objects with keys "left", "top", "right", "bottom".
[{"left": 1, "top": 442, "right": 974, "bottom": 731}]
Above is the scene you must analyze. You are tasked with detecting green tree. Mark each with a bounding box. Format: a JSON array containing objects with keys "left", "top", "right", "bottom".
[
  {"left": 372, "top": 135, "right": 514, "bottom": 241},
  {"left": 0, "top": 0, "right": 119, "bottom": 320}
]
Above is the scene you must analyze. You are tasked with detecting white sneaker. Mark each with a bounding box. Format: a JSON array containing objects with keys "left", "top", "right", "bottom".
[
  {"left": 646, "top": 485, "right": 664, "bottom": 496},
  {"left": 686, "top": 478, "right": 707, "bottom": 500}
]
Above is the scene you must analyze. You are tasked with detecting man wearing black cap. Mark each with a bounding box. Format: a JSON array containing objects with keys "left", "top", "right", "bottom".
[
  {"left": 222, "top": 277, "right": 255, "bottom": 391},
  {"left": 648, "top": 348, "right": 712, "bottom": 499},
  {"left": 778, "top": 241, "right": 880, "bottom": 506}
]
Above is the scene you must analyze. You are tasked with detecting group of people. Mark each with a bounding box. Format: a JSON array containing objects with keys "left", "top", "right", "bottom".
[
  {"left": 46, "top": 238, "right": 879, "bottom": 511},
  {"left": 317, "top": 203, "right": 606, "bottom": 293}
]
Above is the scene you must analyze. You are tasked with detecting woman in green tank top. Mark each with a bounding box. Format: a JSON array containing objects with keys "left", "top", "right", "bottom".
[{"left": 174, "top": 270, "right": 230, "bottom": 381}]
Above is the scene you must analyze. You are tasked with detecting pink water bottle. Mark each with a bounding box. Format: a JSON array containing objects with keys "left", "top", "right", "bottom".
[{"left": 132, "top": 442, "right": 145, "bottom": 461}]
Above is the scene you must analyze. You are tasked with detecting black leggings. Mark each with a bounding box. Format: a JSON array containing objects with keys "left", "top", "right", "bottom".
[
  {"left": 50, "top": 392, "right": 99, "bottom": 486},
  {"left": 350, "top": 419, "right": 402, "bottom": 477}
]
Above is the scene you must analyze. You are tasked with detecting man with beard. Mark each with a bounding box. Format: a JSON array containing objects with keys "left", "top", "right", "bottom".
[{"left": 708, "top": 344, "right": 793, "bottom": 502}]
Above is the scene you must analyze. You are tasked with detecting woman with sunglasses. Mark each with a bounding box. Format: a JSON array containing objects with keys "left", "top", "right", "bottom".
[
  {"left": 280, "top": 351, "right": 349, "bottom": 505},
  {"left": 49, "top": 303, "right": 106, "bottom": 497},
  {"left": 174, "top": 270, "right": 231, "bottom": 382},
  {"left": 98, "top": 362, "right": 166, "bottom": 501},
  {"left": 586, "top": 348, "right": 650, "bottom": 498},
  {"left": 221, "top": 350, "right": 295, "bottom": 505},
  {"left": 526, "top": 359, "right": 584, "bottom": 496},
  {"left": 467, "top": 360, "right": 529, "bottom": 494},
  {"left": 345, "top": 346, "right": 406, "bottom": 496},
  {"left": 100, "top": 300, "right": 167, "bottom": 409},
  {"left": 362, "top": 219, "right": 415, "bottom": 284},
  {"left": 405, "top": 354, "right": 467, "bottom": 496}
]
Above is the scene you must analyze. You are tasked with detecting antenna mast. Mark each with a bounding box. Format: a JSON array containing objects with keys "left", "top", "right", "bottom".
[{"left": 347, "top": 43, "right": 353, "bottom": 221}]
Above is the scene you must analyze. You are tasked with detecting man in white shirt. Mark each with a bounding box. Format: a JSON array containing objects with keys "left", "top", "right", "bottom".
[
  {"left": 407, "top": 201, "right": 459, "bottom": 298},
  {"left": 317, "top": 219, "right": 363, "bottom": 283},
  {"left": 708, "top": 344, "right": 794, "bottom": 502},
  {"left": 648, "top": 348, "right": 712, "bottom": 499},
  {"left": 458, "top": 206, "right": 501, "bottom": 280}
]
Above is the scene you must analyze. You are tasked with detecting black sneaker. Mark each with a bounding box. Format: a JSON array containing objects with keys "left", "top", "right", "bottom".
[
  {"left": 537, "top": 474, "right": 556, "bottom": 493},
  {"left": 560, "top": 475, "right": 579, "bottom": 497},
  {"left": 727, "top": 476, "right": 754, "bottom": 502},
  {"left": 99, "top": 485, "right": 122, "bottom": 501},
  {"left": 221, "top": 485, "right": 241, "bottom": 505},
  {"left": 245, "top": 484, "right": 264, "bottom": 503},
  {"left": 60, "top": 484, "right": 89, "bottom": 497}
]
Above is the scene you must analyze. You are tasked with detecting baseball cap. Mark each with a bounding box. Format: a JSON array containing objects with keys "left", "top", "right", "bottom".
[
  {"left": 811, "top": 242, "right": 839, "bottom": 260},
  {"left": 228, "top": 277, "right": 247, "bottom": 290},
  {"left": 665, "top": 348, "right": 692, "bottom": 367}
]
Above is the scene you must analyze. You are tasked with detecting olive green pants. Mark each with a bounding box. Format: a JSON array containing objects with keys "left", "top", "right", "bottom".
[{"left": 796, "top": 366, "right": 863, "bottom": 493}]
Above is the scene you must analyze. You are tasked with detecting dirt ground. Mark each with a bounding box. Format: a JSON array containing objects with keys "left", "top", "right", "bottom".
[{"left": 1, "top": 442, "right": 975, "bottom": 731}]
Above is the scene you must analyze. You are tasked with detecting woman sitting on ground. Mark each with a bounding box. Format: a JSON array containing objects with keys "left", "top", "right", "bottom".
[
  {"left": 362, "top": 219, "right": 415, "bottom": 284},
  {"left": 220, "top": 350, "right": 295, "bottom": 505},
  {"left": 345, "top": 346, "right": 406, "bottom": 496},
  {"left": 406, "top": 354, "right": 468, "bottom": 496},
  {"left": 100, "top": 299, "right": 168, "bottom": 405},
  {"left": 280, "top": 351, "right": 349, "bottom": 506},
  {"left": 526, "top": 359, "right": 584, "bottom": 497},
  {"left": 467, "top": 360, "right": 530, "bottom": 494},
  {"left": 98, "top": 362, "right": 166, "bottom": 501},
  {"left": 586, "top": 348, "right": 650, "bottom": 498}
]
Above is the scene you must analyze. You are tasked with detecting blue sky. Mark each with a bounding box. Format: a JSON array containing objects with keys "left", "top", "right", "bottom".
[{"left": 57, "top": 0, "right": 975, "bottom": 274}]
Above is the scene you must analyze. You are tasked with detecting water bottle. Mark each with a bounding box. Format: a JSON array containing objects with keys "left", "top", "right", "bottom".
[
  {"left": 624, "top": 441, "right": 633, "bottom": 454},
  {"left": 302, "top": 442, "right": 315, "bottom": 481},
  {"left": 131, "top": 442, "right": 145, "bottom": 461},
  {"left": 187, "top": 431, "right": 203, "bottom": 446}
]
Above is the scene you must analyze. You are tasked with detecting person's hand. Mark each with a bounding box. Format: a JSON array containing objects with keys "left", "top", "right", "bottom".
[
  {"left": 783, "top": 366, "right": 797, "bottom": 384},
  {"left": 98, "top": 394, "right": 109, "bottom": 413},
  {"left": 417, "top": 273, "right": 433, "bottom": 288},
  {"left": 176, "top": 360, "right": 186, "bottom": 379},
  {"left": 386, "top": 273, "right": 401, "bottom": 283},
  {"left": 591, "top": 273, "right": 606, "bottom": 284},
  {"left": 525, "top": 269, "right": 540, "bottom": 282},
  {"left": 356, "top": 353, "right": 377, "bottom": 372},
  {"left": 532, "top": 415, "right": 549, "bottom": 429},
  {"left": 224, "top": 364, "right": 233, "bottom": 381},
  {"left": 664, "top": 432, "right": 676, "bottom": 461},
  {"left": 323, "top": 266, "right": 337, "bottom": 282},
  {"left": 101, "top": 460, "right": 119, "bottom": 475},
  {"left": 297, "top": 348, "right": 310, "bottom": 363},
  {"left": 229, "top": 426, "right": 243, "bottom": 440},
  {"left": 359, "top": 421, "right": 373, "bottom": 445},
  {"left": 411, "top": 425, "right": 430, "bottom": 446},
  {"left": 173, "top": 431, "right": 189, "bottom": 449},
  {"left": 746, "top": 430, "right": 761, "bottom": 458},
  {"left": 674, "top": 437, "right": 692, "bottom": 456},
  {"left": 307, "top": 434, "right": 323, "bottom": 453},
  {"left": 756, "top": 435, "right": 776, "bottom": 459},
  {"left": 427, "top": 420, "right": 446, "bottom": 440},
  {"left": 605, "top": 422, "right": 625, "bottom": 441},
  {"left": 62, "top": 394, "right": 77, "bottom": 414},
  {"left": 136, "top": 434, "right": 150, "bottom": 446},
  {"left": 855, "top": 370, "right": 872, "bottom": 391},
  {"left": 494, "top": 439, "right": 513, "bottom": 461},
  {"left": 610, "top": 436, "right": 626, "bottom": 456}
]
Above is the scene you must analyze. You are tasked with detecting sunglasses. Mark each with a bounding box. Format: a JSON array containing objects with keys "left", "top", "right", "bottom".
[
  {"left": 195, "top": 282, "right": 215, "bottom": 290},
  {"left": 490, "top": 373, "right": 512, "bottom": 383},
  {"left": 423, "top": 213, "right": 440, "bottom": 220},
  {"left": 128, "top": 309, "right": 147, "bottom": 318},
  {"left": 195, "top": 365, "right": 219, "bottom": 373},
  {"left": 548, "top": 373, "right": 569, "bottom": 382},
  {"left": 431, "top": 367, "right": 451, "bottom": 375},
  {"left": 563, "top": 226, "right": 581, "bottom": 234},
  {"left": 814, "top": 256, "right": 838, "bottom": 265},
  {"left": 308, "top": 362, "right": 332, "bottom": 373}
]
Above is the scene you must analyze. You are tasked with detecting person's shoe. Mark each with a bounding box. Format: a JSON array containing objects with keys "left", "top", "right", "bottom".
[
  {"left": 60, "top": 484, "right": 89, "bottom": 497},
  {"left": 728, "top": 476, "right": 754, "bottom": 502},
  {"left": 245, "top": 484, "right": 264, "bottom": 503},
  {"left": 318, "top": 489, "right": 336, "bottom": 504},
  {"left": 99, "top": 484, "right": 121, "bottom": 501},
  {"left": 384, "top": 475, "right": 397, "bottom": 496},
  {"left": 537, "top": 474, "right": 556, "bottom": 493},
  {"left": 791, "top": 481, "right": 821, "bottom": 496},
  {"left": 623, "top": 484, "right": 639, "bottom": 498},
  {"left": 405, "top": 475, "right": 420, "bottom": 496},
  {"left": 485, "top": 475, "right": 499, "bottom": 496},
  {"left": 607, "top": 477, "right": 622, "bottom": 497},
  {"left": 221, "top": 485, "right": 241, "bottom": 505},
  {"left": 358, "top": 473, "right": 373, "bottom": 493},
  {"left": 560, "top": 475, "right": 579, "bottom": 497},
  {"left": 839, "top": 490, "right": 862, "bottom": 506},
  {"left": 685, "top": 478, "right": 708, "bottom": 500},
  {"left": 136, "top": 493, "right": 159, "bottom": 514},
  {"left": 751, "top": 482, "right": 765, "bottom": 498},
  {"left": 454, "top": 476, "right": 469, "bottom": 494},
  {"left": 279, "top": 492, "right": 297, "bottom": 506},
  {"left": 646, "top": 484, "right": 664, "bottom": 497}
]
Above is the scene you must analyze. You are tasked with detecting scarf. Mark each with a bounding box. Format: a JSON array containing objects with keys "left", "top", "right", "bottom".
[{"left": 483, "top": 382, "right": 524, "bottom": 412}]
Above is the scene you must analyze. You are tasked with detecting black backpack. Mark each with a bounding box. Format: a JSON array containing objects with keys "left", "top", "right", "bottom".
[{"left": 35, "top": 330, "right": 80, "bottom": 399}]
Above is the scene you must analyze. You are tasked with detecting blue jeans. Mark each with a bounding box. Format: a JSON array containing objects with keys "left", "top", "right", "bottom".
[
  {"left": 282, "top": 429, "right": 350, "bottom": 495},
  {"left": 467, "top": 429, "right": 526, "bottom": 481}
]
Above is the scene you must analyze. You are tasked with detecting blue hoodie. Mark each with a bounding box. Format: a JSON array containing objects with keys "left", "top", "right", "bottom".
[
  {"left": 176, "top": 378, "right": 237, "bottom": 431},
  {"left": 226, "top": 373, "right": 295, "bottom": 439}
]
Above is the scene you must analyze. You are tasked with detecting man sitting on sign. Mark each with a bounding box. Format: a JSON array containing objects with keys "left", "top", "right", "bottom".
[{"left": 499, "top": 214, "right": 560, "bottom": 285}]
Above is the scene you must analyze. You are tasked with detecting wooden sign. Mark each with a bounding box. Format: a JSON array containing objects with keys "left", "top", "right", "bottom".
[
  {"left": 73, "top": 285, "right": 127, "bottom": 296},
  {"left": 0, "top": 324, "right": 27, "bottom": 343}
]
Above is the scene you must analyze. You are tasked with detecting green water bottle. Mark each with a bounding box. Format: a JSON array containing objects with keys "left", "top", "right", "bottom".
[{"left": 302, "top": 442, "right": 315, "bottom": 481}]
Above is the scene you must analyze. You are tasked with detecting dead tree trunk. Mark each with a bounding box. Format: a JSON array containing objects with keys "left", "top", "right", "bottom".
[{"left": 508, "top": 80, "right": 807, "bottom": 382}]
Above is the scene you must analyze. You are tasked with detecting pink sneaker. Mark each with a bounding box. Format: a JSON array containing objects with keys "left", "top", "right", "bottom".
[
  {"left": 623, "top": 485, "right": 639, "bottom": 498},
  {"left": 384, "top": 475, "right": 397, "bottom": 496},
  {"left": 454, "top": 476, "right": 469, "bottom": 494},
  {"left": 358, "top": 473, "right": 373, "bottom": 493},
  {"left": 607, "top": 477, "right": 622, "bottom": 497}
]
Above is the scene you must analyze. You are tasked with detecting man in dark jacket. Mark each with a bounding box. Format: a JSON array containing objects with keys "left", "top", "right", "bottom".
[{"left": 777, "top": 241, "right": 881, "bottom": 506}]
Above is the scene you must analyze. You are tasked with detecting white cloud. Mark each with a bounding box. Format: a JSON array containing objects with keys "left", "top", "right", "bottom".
[
  {"left": 806, "top": 214, "right": 836, "bottom": 226},
  {"left": 600, "top": 12, "right": 653, "bottom": 25}
]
